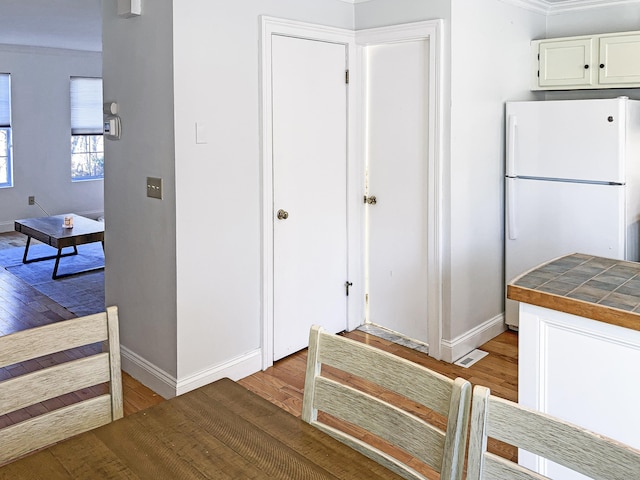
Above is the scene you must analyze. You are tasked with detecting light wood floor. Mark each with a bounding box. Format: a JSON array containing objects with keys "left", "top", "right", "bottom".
[{"left": 0, "top": 231, "right": 518, "bottom": 469}]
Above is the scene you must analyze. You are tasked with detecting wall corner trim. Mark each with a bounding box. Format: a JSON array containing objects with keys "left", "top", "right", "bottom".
[{"left": 440, "top": 314, "right": 507, "bottom": 363}]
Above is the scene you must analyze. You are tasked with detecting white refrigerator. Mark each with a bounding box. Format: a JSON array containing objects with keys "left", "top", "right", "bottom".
[{"left": 505, "top": 97, "right": 640, "bottom": 328}]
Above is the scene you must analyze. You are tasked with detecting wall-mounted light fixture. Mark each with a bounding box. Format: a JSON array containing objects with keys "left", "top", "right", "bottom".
[
  {"left": 103, "top": 102, "right": 121, "bottom": 140},
  {"left": 118, "top": 0, "right": 142, "bottom": 18}
]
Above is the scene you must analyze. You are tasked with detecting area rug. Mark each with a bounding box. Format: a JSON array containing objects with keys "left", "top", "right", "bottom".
[{"left": 0, "top": 243, "right": 105, "bottom": 317}]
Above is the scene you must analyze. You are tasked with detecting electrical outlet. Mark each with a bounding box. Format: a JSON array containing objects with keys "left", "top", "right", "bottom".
[{"left": 28, "top": 196, "right": 35, "bottom": 205}]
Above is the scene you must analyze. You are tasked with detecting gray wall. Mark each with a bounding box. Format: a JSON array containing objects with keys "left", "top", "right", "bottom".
[
  {"left": 102, "top": 0, "right": 177, "bottom": 383},
  {"left": 0, "top": 45, "right": 103, "bottom": 231}
]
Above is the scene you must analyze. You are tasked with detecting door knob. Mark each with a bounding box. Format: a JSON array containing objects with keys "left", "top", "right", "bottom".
[{"left": 277, "top": 209, "right": 289, "bottom": 220}]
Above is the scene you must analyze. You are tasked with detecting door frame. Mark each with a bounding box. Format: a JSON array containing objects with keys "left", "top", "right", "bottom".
[
  {"left": 260, "top": 17, "right": 360, "bottom": 369},
  {"left": 356, "top": 20, "right": 445, "bottom": 360}
]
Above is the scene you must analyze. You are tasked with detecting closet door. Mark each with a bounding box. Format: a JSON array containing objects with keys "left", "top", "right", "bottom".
[
  {"left": 271, "top": 34, "right": 348, "bottom": 360},
  {"left": 365, "top": 39, "right": 430, "bottom": 344}
]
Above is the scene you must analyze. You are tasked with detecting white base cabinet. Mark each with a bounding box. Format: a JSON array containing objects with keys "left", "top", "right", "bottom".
[
  {"left": 532, "top": 30, "right": 640, "bottom": 90},
  {"left": 518, "top": 303, "right": 640, "bottom": 479}
]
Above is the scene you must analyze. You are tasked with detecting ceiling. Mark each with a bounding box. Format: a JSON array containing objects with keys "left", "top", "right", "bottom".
[
  {"left": 0, "top": 0, "right": 635, "bottom": 52},
  {"left": 0, "top": 0, "right": 101, "bottom": 52}
]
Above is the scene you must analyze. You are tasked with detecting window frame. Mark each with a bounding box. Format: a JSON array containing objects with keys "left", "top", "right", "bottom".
[
  {"left": 0, "top": 73, "right": 12, "bottom": 189},
  {"left": 70, "top": 77, "right": 104, "bottom": 182}
]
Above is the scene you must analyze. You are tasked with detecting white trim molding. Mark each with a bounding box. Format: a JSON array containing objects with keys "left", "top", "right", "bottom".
[
  {"left": 120, "top": 345, "right": 176, "bottom": 399},
  {"left": 121, "top": 346, "right": 263, "bottom": 399},
  {"left": 501, "top": 0, "right": 640, "bottom": 14},
  {"left": 440, "top": 314, "right": 507, "bottom": 363},
  {"left": 175, "top": 349, "right": 262, "bottom": 396},
  {"left": 259, "top": 16, "right": 358, "bottom": 370}
]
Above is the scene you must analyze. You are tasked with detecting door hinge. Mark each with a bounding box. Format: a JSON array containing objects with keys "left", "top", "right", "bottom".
[
  {"left": 345, "top": 69, "right": 349, "bottom": 84},
  {"left": 345, "top": 281, "right": 353, "bottom": 296},
  {"left": 364, "top": 195, "right": 377, "bottom": 205}
]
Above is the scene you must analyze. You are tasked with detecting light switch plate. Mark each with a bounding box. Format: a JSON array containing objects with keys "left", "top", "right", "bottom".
[{"left": 147, "top": 177, "right": 162, "bottom": 199}]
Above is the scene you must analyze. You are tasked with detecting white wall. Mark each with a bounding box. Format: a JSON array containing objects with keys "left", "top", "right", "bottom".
[
  {"left": 448, "top": 0, "right": 544, "bottom": 341},
  {"left": 172, "top": 0, "right": 353, "bottom": 388},
  {"left": 0, "top": 45, "right": 103, "bottom": 232},
  {"left": 102, "top": 0, "right": 353, "bottom": 396},
  {"left": 545, "top": 4, "right": 640, "bottom": 38},
  {"left": 102, "top": 0, "right": 637, "bottom": 394}
]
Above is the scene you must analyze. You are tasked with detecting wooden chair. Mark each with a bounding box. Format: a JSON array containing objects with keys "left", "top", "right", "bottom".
[
  {"left": 302, "top": 325, "right": 472, "bottom": 480},
  {"left": 0, "top": 306, "right": 123, "bottom": 465},
  {"left": 467, "top": 385, "right": 640, "bottom": 480}
]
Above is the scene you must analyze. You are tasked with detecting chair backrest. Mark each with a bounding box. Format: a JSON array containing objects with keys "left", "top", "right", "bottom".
[
  {"left": 0, "top": 306, "right": 123, "bottom": 465},
  {"left": 302, "top": 325, "right": 471, "bottom": 480},
  {"left": 467, "top": 385, "right": 640, "bottom": 480}
]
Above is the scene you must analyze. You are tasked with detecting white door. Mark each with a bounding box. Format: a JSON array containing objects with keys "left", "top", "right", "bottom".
[
  {"left": 505, "top": 178, "right": 625, "bottom": 327},
  {"left": 271, "top": 34, "right": 348, "bottom": 360},
  {"left": 365, "top": 40, "right": 430, "bottom": 343}
]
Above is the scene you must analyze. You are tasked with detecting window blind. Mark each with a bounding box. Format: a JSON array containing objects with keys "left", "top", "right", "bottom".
[
  {"left": 70, "top": 77, "right": 103, "bottom": 135},
  {"left": 0, "top": 74, "right": 10, "bottom": 128}
]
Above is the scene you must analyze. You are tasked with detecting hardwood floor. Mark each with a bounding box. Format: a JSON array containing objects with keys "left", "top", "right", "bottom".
[{"left": 0, "top": 231, "right": 518, "bottom": 473}]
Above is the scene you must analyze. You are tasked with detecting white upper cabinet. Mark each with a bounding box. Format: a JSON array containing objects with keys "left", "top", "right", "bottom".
[
  {"left": 599, "top": 33, "right": 640, "bottom": 85},
  {"left": 532, "top": 31, "right": 640, "bottom": 90},
  {"left": 538, "top": 38, "right": 594, "bottom": 88}
]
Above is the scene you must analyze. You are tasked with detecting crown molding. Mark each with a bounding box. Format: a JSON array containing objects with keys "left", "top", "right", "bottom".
[
  {"left": 344, "top": 0, "right": 640, "bottom": 14},
  {"left": 501, "top": 0, "right": 640, "bottom": 14}
]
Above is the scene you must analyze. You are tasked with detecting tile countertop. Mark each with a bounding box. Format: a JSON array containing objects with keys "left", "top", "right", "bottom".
[{"left": 507, "top": 253, "right": 640, "bottom": 332}]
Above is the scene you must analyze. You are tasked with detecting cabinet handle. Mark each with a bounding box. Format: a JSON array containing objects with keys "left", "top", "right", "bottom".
[
  {"left": 600, "top": 64, "right": 605, "bottom": 68},
  {"left": 584, "top": 64, "right": 589, "bottom": 69}
]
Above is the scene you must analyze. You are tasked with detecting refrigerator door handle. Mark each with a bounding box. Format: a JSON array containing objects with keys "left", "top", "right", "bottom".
[
  {"left": 506, "top": 177, "right": 518, "bottom": 240},
  {"left": 506, "top": 114, "right": 517, "bottom": 177}
]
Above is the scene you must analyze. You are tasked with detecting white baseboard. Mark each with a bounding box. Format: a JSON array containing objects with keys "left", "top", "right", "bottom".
[
  {"left": 0, "top": 221, "right": 14, "bottom": 233},
  {"left": 120, "top": 346, "right": 177, "bottom": 399},
  {"left": 120, "top": 346, "right": 263, "bottom": 399},
  {"left": 175, "top": 349, "right": 262, "bottom": 396},
  {"left": 440, "top": 314, "right": 506, "bottom": 363}
]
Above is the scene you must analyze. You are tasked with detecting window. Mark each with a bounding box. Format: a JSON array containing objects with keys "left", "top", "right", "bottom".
[
  {"left": 0, "top": 74, "right": 11, "bottom": 188},
  {"left": 70, "top": 77, "right": 104, "bottom": 181}
]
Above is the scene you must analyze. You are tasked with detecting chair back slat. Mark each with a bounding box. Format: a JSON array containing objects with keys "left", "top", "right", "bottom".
[
  {"left": 303, "top": 325, "right": 471, "bottom": 480},
  {"left": 467, "top": 385, "right": 640, "bottom": 480},
  {"left": 0, "top": 313, "right": 108, "bottom": 369},
  {"left": 483, "top": 453, "right": 548, "bottom": 480},
  {"left": 0, "top": 306, "right": 123, "bottom": 465},
  {"left": 318, "top": 332, "right": 453, "bottom": 416},
  {"left": 0, "top": 354, "right": 110, "bottom": 416},
  {"left": 0, "top": 396, "right": 113, "bottom": 464},
  {"left": 314, "top": 376, "right": 446, "bottom": 469}
]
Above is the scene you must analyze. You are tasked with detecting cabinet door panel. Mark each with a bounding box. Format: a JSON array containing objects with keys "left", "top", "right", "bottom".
[
  {"left": 599, "top": 34, "right": 640, "bottom": 84},
  {"left": 539, "top": 38, "right": 593, "bottom": 87}
]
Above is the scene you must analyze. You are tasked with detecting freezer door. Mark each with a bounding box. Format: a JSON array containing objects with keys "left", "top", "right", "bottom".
[
  {"left": 505, "top": 178, "right": 625, "bottom": 327},
  {"left": 506, "top": 99, "right": 625, "bottom": 183}
]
